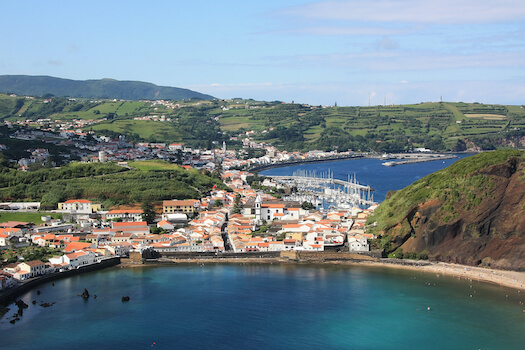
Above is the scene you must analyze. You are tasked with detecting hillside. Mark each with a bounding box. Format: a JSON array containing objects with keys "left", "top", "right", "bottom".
[
  {"left": 1, "top": 91, "right": 525, "bottom": 152},
  {"left": 0, "top": 75, "right": 214, "bottom": 101},
  {"left": 369, "top": 150, "right": 525, "bottom": 270},
  {"left": 0, "top": 161, "right": 228, "bottom": 209}
]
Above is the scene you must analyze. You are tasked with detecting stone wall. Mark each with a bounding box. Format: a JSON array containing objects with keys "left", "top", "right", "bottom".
[{"left": 289, "top": 251, "right": 379, "bottom": 262}]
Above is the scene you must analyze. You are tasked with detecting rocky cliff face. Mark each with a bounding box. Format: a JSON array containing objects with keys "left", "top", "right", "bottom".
[{"left": 372, "top": 151, "right": 525, "bottom": 270}]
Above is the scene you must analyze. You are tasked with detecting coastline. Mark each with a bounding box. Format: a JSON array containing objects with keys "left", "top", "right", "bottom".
[
  {"left": 346, "top": 260, "right": 525, "bottom": 291},
  {"left": 0, "top": 257, "right": 120, "bottom": 306},
  {"left": 120, "top": 257, "right": 525, "bottom": 291}
]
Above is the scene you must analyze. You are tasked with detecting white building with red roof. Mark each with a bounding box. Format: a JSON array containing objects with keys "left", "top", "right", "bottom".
[{"left": 105, "top": 209, "right": 144, "bottom": 222}]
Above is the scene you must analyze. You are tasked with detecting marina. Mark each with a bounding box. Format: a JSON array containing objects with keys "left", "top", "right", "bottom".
[{"left": 269, "top": 169, "right": 376, "bottom": 209}]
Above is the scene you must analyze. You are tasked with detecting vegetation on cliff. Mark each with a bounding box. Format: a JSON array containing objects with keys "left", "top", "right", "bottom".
[{"left": 369, "top": 150, "right": 525, "bottom": 270}]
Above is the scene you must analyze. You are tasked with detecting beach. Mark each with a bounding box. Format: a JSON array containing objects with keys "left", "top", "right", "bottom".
[{"left": 342, "top": 260, "right": 525, "bottom": 293}]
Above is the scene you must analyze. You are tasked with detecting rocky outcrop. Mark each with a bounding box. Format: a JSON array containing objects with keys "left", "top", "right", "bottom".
[
  {"left": 80, "top": 288, "right": 90, "bottom": 299},
  {"left": 373, "top": 151, "right": 525, "bottom": 270}
]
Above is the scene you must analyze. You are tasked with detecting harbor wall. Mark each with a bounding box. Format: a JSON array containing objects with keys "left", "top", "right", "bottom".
[
  {"left": 0, "top": 257, "right": 120, "bottom": 305},
  {"left": 156, "top": 251, "right": 282, "bottom": 260}
]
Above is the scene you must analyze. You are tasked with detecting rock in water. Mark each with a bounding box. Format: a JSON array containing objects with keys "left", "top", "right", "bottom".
[
  {"left": 121, "top": 296, "right": 130, "bottom": 302},
  {"left": 15, "top": 300, "right": 28, "bottom": 310},
  {"left": 80, "top": 288, "right": 90, "bottom": 299}
]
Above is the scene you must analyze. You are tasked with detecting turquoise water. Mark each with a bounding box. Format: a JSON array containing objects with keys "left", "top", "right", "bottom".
[
  {"left": 2, "top": 264, "right": 524, "bottom": 349},
  {"left": 4, "top": 154, "right": 524, "bottom": 349}
]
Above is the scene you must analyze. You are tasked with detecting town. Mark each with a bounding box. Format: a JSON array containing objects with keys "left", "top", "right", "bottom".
[
  {"left": 0, "top": 150, "right": 379, "bottom": 293},
  {"left": 2, "top": 97, "right": 445, "bottom": 294}
]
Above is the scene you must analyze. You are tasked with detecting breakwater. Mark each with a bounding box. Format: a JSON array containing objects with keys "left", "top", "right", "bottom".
[
  {"left": 0, "top": 257, "right": 120, "bottom": 305},
  {"left": 152, "top": 251, "right": 282, "bottom": 261},
  {"left": 382, "top": 154, "right": 458, "bottom": 166},
  {"left": 249, "top": 154, "right": 364, "bottom": 172}
]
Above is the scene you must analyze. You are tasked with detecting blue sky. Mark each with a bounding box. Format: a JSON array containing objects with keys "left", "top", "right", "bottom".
[{"left": 1, "top": 0, "right": 524, "bottom": 106}]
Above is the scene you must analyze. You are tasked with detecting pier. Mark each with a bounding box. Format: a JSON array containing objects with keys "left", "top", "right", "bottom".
[{"left": 382, "top": 154, "right": 458, "bottom": 166}]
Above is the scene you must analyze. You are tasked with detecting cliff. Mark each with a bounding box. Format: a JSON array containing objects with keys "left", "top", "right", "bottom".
[{"left": 370, "top": 150, "right": 525, "bottom": 270}]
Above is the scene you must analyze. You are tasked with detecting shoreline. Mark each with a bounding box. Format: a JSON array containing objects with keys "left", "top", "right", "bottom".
[
  {"left": 120, "top": 257, "right": 525, "bottom": 291},
  {"left": 345, "top": 260, "right": 525, "bottom": 291}
]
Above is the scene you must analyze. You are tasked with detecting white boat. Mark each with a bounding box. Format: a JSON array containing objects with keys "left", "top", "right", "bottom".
[{"left": 382, "top": 161, "right": 396, "bottom": 167}]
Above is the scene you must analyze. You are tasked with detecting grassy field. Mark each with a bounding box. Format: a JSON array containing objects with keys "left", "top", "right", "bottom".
[
  {"left": 464, "top": 114, "right": 507, "bottom": 120},
  {"left": 128, "top": 160, "right": 184, "bottom": 171},
  {"left": 90, "top": 119, "right": 183, "bottom": 141},
  {"left": 0, "top": 212, "right": 62, "bottom": 224}
]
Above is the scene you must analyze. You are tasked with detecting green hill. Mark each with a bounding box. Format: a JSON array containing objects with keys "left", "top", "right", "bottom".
[
  {"left": 0, "top": 161, "right": 228, "bottom": 209},
  {"left": 0, "top": 75, "right": 214, "bottom": 101},
  {"left": 369, "top": 150, "right": 525, "bottom": 270}
]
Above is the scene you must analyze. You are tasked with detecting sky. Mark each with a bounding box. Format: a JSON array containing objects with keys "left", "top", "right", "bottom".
[{"left": 1, "top": 0, "right": 524, "bottom": 106}]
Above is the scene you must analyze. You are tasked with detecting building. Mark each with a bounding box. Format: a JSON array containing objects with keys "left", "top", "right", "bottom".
[
  {"left": 163, "top": 200, "right": 199, "bottom": 214},
  {"left": 0, "top": 272, "right": 14, "bottom": 291},
  {"left": 105, "top": 209, "right": 144, "bottom": 222},
  {"left": 58, "top": 199, "right": 102, "bottom": 214},
  {"left": 10, "top": 260, "right": 47, "bottom": 280},
  {"left": 348, "top": 236, "right": 370, "bottom": 252}
]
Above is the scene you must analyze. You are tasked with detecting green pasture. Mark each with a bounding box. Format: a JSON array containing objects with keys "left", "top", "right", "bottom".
[
  {"left": 90, "top": 120, "right": 183, "bottom": 141},
  {"left": 0, "top": 211, "right": 62, "bottom": 224},
  {"left": 128, "top": 160, "right": 184, "bottom": 171}
]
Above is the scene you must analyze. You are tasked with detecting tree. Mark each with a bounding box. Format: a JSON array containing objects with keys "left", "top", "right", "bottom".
[
  {"left": 301, "top": 201, "right": 315, "bottom": 210},
  {"left": 233, "top": 194, "right": 243, "bottom": 214},
  {"left": 141, "top": 200, "right": 157, "bottom": 224}
]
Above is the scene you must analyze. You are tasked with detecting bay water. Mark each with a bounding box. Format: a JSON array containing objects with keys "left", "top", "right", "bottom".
[
  {"left": 1, "top": 264, "right": 524, "bottom": 349},
  {"left": 3, "top": 154, "right": 524, "bottom": 349}
]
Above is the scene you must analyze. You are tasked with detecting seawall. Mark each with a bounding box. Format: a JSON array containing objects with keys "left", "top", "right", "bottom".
[{"left": 0, "top": 257, "right": 121, "bottom": 306}]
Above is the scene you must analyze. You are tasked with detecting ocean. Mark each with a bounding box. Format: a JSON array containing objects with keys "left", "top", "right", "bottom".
[
  {"left": 3, "top": 154, "right": 524, "bottom": 349},
  {"left": 1, "top": 264, "right": 524, "bottom": 349}
]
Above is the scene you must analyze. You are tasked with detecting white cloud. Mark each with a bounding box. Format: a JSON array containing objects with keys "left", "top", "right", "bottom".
[
  {"left": 271, "top": 51, "right": 525, "bottom": 72},
  {"left": 274, "top": 25, "right": 415, "bottom": 36},
  {"left": 281, "top": 0, "right": 525, "bottom": 24},
  {"left": 48, "top": 60, "right": 63, "bottom": 66},
  {"left": 376, "top": 37, "right": 398, "bottom": 50}
]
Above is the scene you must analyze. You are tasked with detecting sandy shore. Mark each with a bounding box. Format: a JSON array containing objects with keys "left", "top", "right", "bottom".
[
  {"left": 121, "top": 257, "right": 525, "bottom": 291},
  {"left": 350, "top": 260, "right": 525, "bottom": 291}
]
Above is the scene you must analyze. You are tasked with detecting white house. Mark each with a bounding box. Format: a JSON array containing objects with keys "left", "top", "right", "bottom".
[
  {"left": 58, "top": 199, "right": 102, "bottom": 214},
  {"left": 348, "top": 236, "right": 370, "bottom": 252},
  {"left": 105, "top": 209, "right": 144, "bottom": 222},
  {"left": 0, "top": 272, "right": 14, "bottom": 290},
  {"left": 10, "top": 260, "right": 47, "bottom": 280},
  {"left": 0, "top": 233, "right": 8, "bottom": 247}
]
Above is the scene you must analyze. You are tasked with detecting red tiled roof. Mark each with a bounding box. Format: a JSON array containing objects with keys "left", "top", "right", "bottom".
[{"left": 64, "top": 199, "right": 92, "bottom": 203}]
